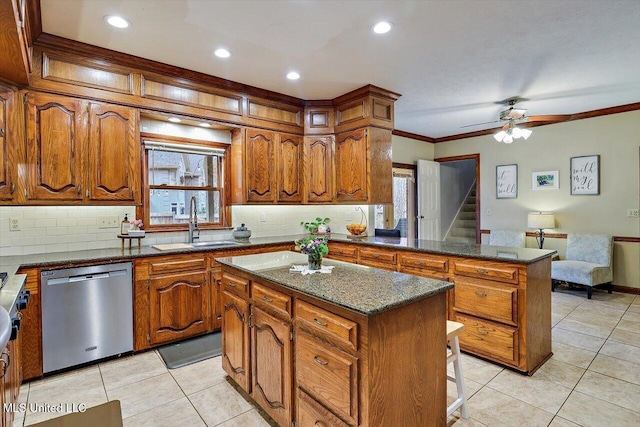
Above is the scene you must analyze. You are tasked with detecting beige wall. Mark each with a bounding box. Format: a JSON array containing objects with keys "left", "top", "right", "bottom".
[
  {"left": 392, "top": 134, "right": 434, "bottom": 163},
  {"left": 437, "top": 110, "right": 640, "bottom": 289}
]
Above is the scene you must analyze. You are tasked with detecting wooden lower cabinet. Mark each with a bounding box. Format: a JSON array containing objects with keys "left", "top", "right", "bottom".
[
  {"left": 148, "top": 271, "right": 211, "bottom": 345},
  {"left": 221, "top": 289, "right": 250, "bottom": 392},
  {"left": 135, "top": 254, "right": 211, "bottom": 348},
  {"left": 221, "top": 264, "right": 447, "bottom": 426},
  {"left": 1, "top": 338, "right": 21, "bottom": 427},
  {"left": 251, "top": 306, "right": 292, "bottom": 427},
  {"left": 16, "top": 267, "right": 42, "bottom": 381}
]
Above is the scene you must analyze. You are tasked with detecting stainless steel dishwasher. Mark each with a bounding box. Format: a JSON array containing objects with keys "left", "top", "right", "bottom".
[{"left": 41, "top": 262, "right": 133, "bottom": 373}]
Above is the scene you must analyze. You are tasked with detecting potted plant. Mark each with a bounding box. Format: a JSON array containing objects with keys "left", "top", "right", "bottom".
[
  {"left": 300, "top": 217, "right": 330, "bottom": 234},
  {"left": 294, "top": 235, "right": 329, "bottom": 270}
]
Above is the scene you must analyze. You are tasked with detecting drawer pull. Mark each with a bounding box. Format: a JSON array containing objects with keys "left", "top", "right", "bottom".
[
  {"left": 315, "top": 422, "right": 325, "bottom": 427},
  {"left": 262, "top": 295, "right": 273, "bottom": 303},
  {"left": 313, "top": 318, "right": 327, "bottom": 327},
  {"left": 475, "top": 291, "right": 487, "bottom": 297},
  {"left": 477, "top": 329, "right": 489, "bottom": 335},
  {"left": 476, "top": 268, "right": 488, "bottom": 275},
  {"left": 314, "top": 356, "right": 328, "bottom": 366},
  {"left": 227, "top": 282, "right": 236, "bottom": 287}
]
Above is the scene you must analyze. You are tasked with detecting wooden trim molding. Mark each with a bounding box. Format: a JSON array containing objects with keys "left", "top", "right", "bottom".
[
  {"left": 392, "top": 162, "right": 416, "bottom": 170},
  {"left": 392, "top": 129, "right": 436, "bottom": 143},
  {"left": 611, "top": 285, "right": 640, "bottom": 295},
  {"left": 393, "top": 102, "right": 640, "bottom": 143}
]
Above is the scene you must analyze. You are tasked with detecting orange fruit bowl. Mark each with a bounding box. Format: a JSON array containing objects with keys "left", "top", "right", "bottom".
[{"left": 346, "top": 223, "right": 367, "bottom": 235}]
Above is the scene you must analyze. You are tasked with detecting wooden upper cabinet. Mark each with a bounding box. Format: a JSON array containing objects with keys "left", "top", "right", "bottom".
[
  {"left": 276, "top": 133, "right": 302, "bottom": 203},
  {"left": 335, "top": 128, "right": 368, "bottom": 202},
  {"left": 0, "top": 88, "right": 15, "bottom": 201},
  {"left": 304, "top": 135, "right": 333, "bottom": 203},
  {"left": 88, "top": 103, "right": 139, "bottom": 202},
  {"left": 245, "top": 128, "right": 276, "bottom": 202},
  {"left": 26, "top": 92, "right": 85, "bottom": 201}
]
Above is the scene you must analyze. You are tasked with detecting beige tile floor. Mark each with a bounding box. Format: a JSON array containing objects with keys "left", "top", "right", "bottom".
[{"left": 12, "top": 288, "right": 640, "bottom": 427}]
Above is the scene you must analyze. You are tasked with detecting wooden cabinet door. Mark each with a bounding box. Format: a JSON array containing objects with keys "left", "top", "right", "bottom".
[
  {"left": 19, "top": 268, "right": 43, "bottom": 381},
  {"left": 26, "top": 92, "right": 85, "bottom": 201},
  {"left": 245, "top": 128, "right": 276, "bottom": 202},
  {"left": 277, "top": 133, "right": 302, "bottom": 203},
  {"left": 335, "top": 128, "right": 368, "bottom": 202},
  {"left": 148, "top": 271, "right": 211, "bottom": 345},
  {"left": 210, "top": 267, "right": 223, "bottom": 330},
  {"left": 221, "top": 290, "right": 250, "bottom": 392},
  {"left": 88, "top": 103, "right": 139, "bottom": 202},
  {"left": 251, "top": 306, "right": 292, "bottom": 427},
  {"left": 305, "top": 135, "right": 333, "bottom": 203},
  {"left": 0, "top": 88, "right": 15, "bottom": 201}
]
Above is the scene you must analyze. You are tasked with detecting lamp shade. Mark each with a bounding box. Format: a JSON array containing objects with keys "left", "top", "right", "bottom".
[{"left": 528, "top": 212, "right": 555, "bottom": 229}]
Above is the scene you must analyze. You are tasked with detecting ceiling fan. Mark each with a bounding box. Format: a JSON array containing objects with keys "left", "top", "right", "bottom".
[
  {"left": 462, "top": 98, "right": 571, "bottom": 129},
  {"left": 462, "top": 98, "right": 572, "bottom": 143}
]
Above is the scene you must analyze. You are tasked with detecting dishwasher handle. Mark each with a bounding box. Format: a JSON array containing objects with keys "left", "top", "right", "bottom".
[{"left": 47, "top": 269, "right": 128, "bottom": 285}]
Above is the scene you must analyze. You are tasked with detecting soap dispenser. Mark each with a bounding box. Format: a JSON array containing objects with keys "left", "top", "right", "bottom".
[{"left": 121, "top": 213, "right": 130, "bottom": 235}]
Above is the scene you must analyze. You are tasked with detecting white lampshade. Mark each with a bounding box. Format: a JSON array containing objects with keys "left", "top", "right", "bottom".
[
  {"left": 494, "top": 131, "right": 507, "bottom": 142},
  {"left": 520, "top": 128, "right": 532, "bottom": 139},
  {"left": 528, "top": 212, "right": 555, "bottom": 229}
]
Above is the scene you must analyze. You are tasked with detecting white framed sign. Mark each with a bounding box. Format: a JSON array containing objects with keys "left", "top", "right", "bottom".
[
  {"left": 496, "top": 164, "right": 517, "bottom": 199},
  {"left": 571, "top": 155, "right": 600, "bottom": 195}
]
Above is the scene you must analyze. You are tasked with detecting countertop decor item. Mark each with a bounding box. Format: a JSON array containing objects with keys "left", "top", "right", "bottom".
[
  {"left": 232, "top": 224, "right": 252, "bottom": 239},
  {"left": 294, "top": 235, "right": 329, "bottom": 270},
  {"left": 300, "top": 217, "right": 330, "bottom": 234},
  {"left": 346, "top": 207, "right": 367, "bottom": 237}
]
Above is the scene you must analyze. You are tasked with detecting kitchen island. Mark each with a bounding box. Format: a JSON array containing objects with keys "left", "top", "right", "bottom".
[{"left": 217, "top": 251, "right": 454, "bottom": 427}]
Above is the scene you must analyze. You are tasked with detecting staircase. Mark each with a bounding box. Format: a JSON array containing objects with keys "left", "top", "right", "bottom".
[{"left": 445, "top": 187, "right": 477, "bottom": 244}]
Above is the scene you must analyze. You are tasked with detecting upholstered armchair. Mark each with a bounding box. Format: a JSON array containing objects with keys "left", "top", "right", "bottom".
[
  {"left": 489, "top": 230, "right": 526, "bottom": 248},
  {"left": 551, "top": 233, "right": 613, "bottom": 299}
]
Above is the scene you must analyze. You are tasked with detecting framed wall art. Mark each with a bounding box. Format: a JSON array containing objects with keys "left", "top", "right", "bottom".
[
  {"left": 570, "top": 154, "right": 600, "bottom": 195},
  {"left": 532, "top": 171, "right": 559, "bottom": 190},
  {"left": 496, "top": 164, "right": 517, "bottom": 198}
]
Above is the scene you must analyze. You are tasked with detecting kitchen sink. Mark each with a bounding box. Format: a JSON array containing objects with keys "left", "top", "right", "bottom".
[{"left": 189, "top": 241, "right": 243, "bottom": 248}]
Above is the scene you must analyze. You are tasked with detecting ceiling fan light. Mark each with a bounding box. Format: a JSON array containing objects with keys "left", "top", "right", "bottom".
[
  {"left": 521, "top": 128, "right": 532, "bottom": 139},
  {"left": 503, "top": 134, "right": 514, "bottom": 144},
  {"left": 512, "top": 127, "right": 523, "bottom": 138},
  {"left": 494, "top": 131, "right": 506, "bottom": 142}
]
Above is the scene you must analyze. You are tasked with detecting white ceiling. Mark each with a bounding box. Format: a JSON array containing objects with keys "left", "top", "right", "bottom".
[{"left": 40, "top": 0, "right": 640, "bottom": 139}]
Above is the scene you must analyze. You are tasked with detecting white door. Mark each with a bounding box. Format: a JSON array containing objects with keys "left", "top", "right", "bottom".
[{"left": 417, "top": 159, "right": 441, "bottom": 240}]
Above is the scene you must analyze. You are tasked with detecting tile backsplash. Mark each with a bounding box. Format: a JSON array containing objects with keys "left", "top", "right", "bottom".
[{"left": 0, "top": 205, "right": 371, "bottom": 256}]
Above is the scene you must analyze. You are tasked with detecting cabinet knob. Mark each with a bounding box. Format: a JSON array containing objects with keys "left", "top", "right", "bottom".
[
  {"left": 476, "top": 268, "right": 488, "bottom": 275},
  {"left": 0, "top": 128, "right": 4, "bottom": 137},
  {"left": 262, "top": 295, "right": 273, "bottom": 303},
  {"left": 477, "top": 329, "right": 489, "bottom": 335},
  {"left": 10, "top": 183, "right": 15, "bottom": 194},
  {"left": 475, "top": 291, "right": 487, "bottom": 297}
]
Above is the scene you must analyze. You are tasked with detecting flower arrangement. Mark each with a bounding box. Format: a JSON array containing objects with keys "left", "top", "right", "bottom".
[
  {"left": 294, "top": 235, "right": 329, "bottom": 257},
  {"left": 130, "top": 219, "right": 144, "bottom": 230}
]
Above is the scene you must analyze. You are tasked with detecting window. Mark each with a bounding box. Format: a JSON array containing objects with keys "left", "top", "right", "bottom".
[{"left": 139, "top": 135, "right": 231, "bottom": 231}]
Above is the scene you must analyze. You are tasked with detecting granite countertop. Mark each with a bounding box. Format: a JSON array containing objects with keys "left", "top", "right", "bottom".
[
  {"left": 0, "top": 274, "right": 26, "bottom": 315},
  {"left": 216, "top": 251, "right": 454, "bottom": 316}
]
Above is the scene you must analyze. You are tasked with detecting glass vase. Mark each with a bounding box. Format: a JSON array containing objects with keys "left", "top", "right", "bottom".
[{"left": 308, "top": 253, "right": 322, "bottom": 271}]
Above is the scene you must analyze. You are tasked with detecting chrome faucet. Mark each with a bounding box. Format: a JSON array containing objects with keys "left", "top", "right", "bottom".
[{"left": 188, "top": 196, "right": 200, "bottom": 243}]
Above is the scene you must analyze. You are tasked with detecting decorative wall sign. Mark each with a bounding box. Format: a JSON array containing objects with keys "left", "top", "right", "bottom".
[
  {"left": 570, "top": 155, "right": 600, "bottom": 195},
  {"left": 496, "top": 164, "right": 518, "bottom": 198},
  {"left": 532, "top": 171, "right": 559, "bottom": 190}
]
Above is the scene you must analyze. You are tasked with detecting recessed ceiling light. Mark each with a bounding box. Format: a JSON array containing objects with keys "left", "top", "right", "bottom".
[
  {"left": 286, "top": 71, "right": 300, "bottom": 80},
  {"left": 214, "top": 48, "right": 231, "bottom": 58},
  {"left": 168, "top": 117, "right": 181, "bottom": 123},
  {"left": 105, "top": 15, "right": 130, "bottom": 29},
  {"left": 373, "top": 21, "right": 392, "bottom": 34},
  {"left": 198, "top": 122, "right": 211, "bottom": 128}
]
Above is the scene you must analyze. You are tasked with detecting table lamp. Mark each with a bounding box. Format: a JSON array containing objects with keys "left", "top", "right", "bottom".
[{"left": 527, "top": 212, "right": 555, "bottom": 249}]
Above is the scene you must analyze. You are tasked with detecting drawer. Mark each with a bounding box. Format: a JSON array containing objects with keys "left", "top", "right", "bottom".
[
  {"left": 358, "top": 247, "right": 396, "bottom": 264},
  {"left": 297, "top": 388, "right": 350, "bottom": 427},
  {"left": 453, "top": 278, "right": 517, "bottom": 326},
  {"left": 296, "top": 332, "right": 359, "bottom": 426},
  {"left": 148, "top": 255, "right": 207, "bottom": 275},
  {"left": 221, "top": 272, "right": 249, "bottom": 297},
  {"left": 326, "top": 243, "right": 357, "bottom": 261},
  {"left": 453, "top": 260, "right": 519, "bottom": 285},
  {"left": 295, "top": 300, "right": 358, "bottom": 352},
  {"left": 251, "top": 281, "right": 292, "bottom": 318},
  {"left": 398, "top": 252, "right": 448, "bottom": 273},
  {"left": 455, "top": 313, "right": 518, "bottom": 366}
]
